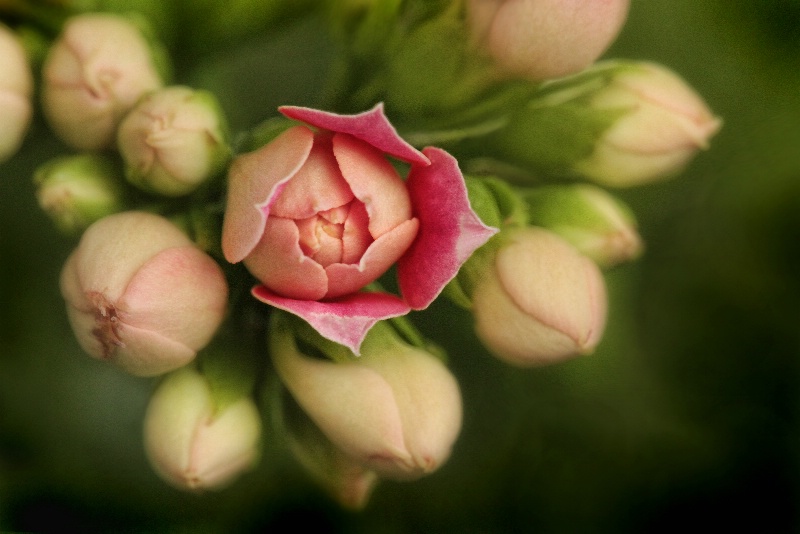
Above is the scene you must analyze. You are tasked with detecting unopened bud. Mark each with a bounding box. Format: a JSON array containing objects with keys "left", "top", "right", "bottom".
[
  {"left": 467, "top": 0, "right": 630, "bottom": 81},
  {"left": 574, "top": 61, "right": 722, "bottom": 187},
  {"left": 34, "top": 154, "right": 124, "bottom": 234},
  {"left": 271, "top": 314, "right": 462, "bottom": 481},
  {"left": 524, "top": 184, "right": 642, "bottom": 267},
  {"left": 472, "top": 226, "right": 607, "bottom": 366},
  {"left": 59, "top": 211, "right": 228, "bottom": 376},
  {"left": 117, "top": 86, "right": 230, "bottom": 197},
  {"left": 144, "top": 367, "right": 261, "bottom": 490},
  {"left": 0, "top": 24, "right": 33, "bottom": 162},
  {"left": 41, "top": 13, "right": 165, "bottom": 150}
]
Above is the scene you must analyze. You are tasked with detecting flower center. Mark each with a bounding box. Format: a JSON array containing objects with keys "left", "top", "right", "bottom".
[{"left": 296, "top": 204, "right": 351, "bottom": 267}]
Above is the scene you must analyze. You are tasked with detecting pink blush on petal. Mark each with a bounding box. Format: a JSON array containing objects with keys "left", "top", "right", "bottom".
[
  {"left": 253, "top": 286, "right": 412, "bottom": 354},
  {"left": 398, "top": 147, "right": 498, "bottom": 310}
]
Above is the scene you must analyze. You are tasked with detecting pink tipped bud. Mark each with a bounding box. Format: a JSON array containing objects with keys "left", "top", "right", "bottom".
[
  {"left": 0, "top": 24, "right": 33, "bottom": 162},
  {"left": 41, "top": 13, "right": 164, "bottom": 150},
  {"left": 468, "top": 0, "right": 630, "bottom": 80},
  {"left": 472, "top": 227, "right": 607, "bottom": 366},
  {"left": 59, "top": 211, "right": 228, "bottom": 376},
  {"left": 144, "top": 367, "right": 261, "bottom": 490}
]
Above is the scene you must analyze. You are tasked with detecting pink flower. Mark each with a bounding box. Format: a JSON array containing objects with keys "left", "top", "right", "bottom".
[{"left": 222, "top": 104, "right": 496, "bottom": 353}]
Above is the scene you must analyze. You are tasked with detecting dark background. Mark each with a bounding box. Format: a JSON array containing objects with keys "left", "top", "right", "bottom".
[{"left": 2, "top": 1, "right": 800, "bottom": 532}]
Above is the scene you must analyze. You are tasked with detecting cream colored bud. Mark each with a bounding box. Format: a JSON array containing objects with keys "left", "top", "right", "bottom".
[
  {"left": 59, "top": 211, "right": 228, "bottom": 376},
  {"left": 0, "top": 24, "right": 33, "bottom": 162},
  {"left": 576, "top": 61, "right": 722, "bottom": 187},
  {"left": 118, "top": 86, "right": 230, "bottom": 197},
  {"left": 41, "top": 13, "right": 164, "bottom": 150},
  {"left": 472, "top": 227, "right": 607, "bottom": 366},
  {"left": 271, "top": 319, "right": 462, "bottom": 481},
  {"left": 468, "top": 0, "right": 630, "bottom": 80},
  {"left": 144, "top": 367, "right": 261, "bottom": 490}
]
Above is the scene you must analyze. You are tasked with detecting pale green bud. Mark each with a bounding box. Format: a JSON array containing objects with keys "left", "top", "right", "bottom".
[
  {"left": 117, "top": 86, "right": 230, "bottom": 197},
  {"left": 524, "top": 184, "right": 642, "bottom": 268},
  {"left": 144, "top": 367, "right": 261, "bottom": 491},
  {"left": 33, "top": 154, "right": 124, "bottom": 235}
]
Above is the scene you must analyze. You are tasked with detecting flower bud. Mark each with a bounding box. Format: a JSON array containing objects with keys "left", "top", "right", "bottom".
[
  {"left": 117, "top": 86, "right": 230, "bottom": 197},
  {"left": 271, "top": 314, "right": 462, "bottom": 481},
  {"left": 144, "top": 367, "right": 261, "bottom": 490},
  {"left": 574, "top": 61, "right": 723, "bottom": 187},
  {"left": 0, "top": 24, "right": 33, "bottom": 162},
  {"left": 524, "top": 184, "right": 642, "bottom": 268},
  {"left": 59, "top": 211, "right": 228, "bottom": 376},
  {"left": 34, "top": 154, "right": 124, "bottom": 234},
  {"left": 481, "top": 61, "right": 721, "bottom": 187},
  {"left": 41, "top": 13, "right": 165, "bottom": 150},
  {"left": 472, "top": 226, "right": 607, "bottom": 366},
  {"left": 467, "top": 0, "right": 630, "bottom": 80}
]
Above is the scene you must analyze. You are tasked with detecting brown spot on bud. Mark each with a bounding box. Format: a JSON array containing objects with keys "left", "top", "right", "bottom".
[{"left": 87, "top": 291, "right": 124, "bottom": 359}]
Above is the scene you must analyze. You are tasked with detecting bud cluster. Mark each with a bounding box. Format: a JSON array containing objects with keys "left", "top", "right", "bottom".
[{"left": 2, "top": 0, "right": 720, "bottom": 511}]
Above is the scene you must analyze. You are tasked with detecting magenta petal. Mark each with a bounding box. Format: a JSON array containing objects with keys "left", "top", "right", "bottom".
[
  {"left": 397, "top": 147, "right": 499, "bottom": 310},
  {"left": 279, "top": 103, "right": 430, "bottom": 166},
  {"left": 253, "top": 286, "right": 411, "bottom": 355}
]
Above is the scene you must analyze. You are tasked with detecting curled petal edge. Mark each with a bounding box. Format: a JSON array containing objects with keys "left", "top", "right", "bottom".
[{"left": 253, "top": 286, "right": 411, "bottom": 355}]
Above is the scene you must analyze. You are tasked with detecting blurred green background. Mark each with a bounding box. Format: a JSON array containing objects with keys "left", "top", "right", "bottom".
[{"left": 2, "top": 1, "right": 800, "bottom": 532}]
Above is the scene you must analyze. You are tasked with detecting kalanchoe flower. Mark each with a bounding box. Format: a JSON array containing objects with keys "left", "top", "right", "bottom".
[
  {"left": 144, "top": 367, "right": 261, "bottom": 491},
  {"left": 271, "top": 313, "right": 462, "bottom": 481},
  {"left": 472, "top": 226, "right": 607, "bottom": 366},
  {"left": 60, "top": 211, "right": 228, "bottom": 376},
  {"left": 0, "top": 23, "right": 33, "bottom": 163},
  {"left": 41, "top": 13, "right": 165, "bottom": 150},
  {"left": 574, "top": 61, "right": 723, "bottom": 187},
  {"left": 34, "top": 153, "right": 124, "bottom": 235},
  {"left": 524, "top": 184, "right": 642, "bottom": 268},
  {"left": 222, "top": 103, "right": 496, "bottom": 353},
  {"left": 117, "top": 86, "right": 230, "bottom": 197},
  {"left": 467, "top": 0, "right": 630, "bottom": 81}
]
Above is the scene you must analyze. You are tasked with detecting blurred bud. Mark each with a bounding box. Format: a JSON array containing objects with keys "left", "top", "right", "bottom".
[
  {"left": 481, "top": 61, "right": 721, "bottom": 187},
  {"left": 117, "top": 86, "right": 230, "bottom": 197},
  {"left": 467, "top": 0, "right": 630, "bottom": 81},
  {"left": 524, "top": 184, "right": 642, "bottom": 268},
  {"left": 574, "top": 61, "right": 722, "bottom": 187},
  {"left": 144, "top": 367, "right": 261, "bottom": 490},
  {"left": 34, "top": 154, "right": 124, "bottom": 234},
  {"left": 281, "top": 390, "right": 379, "bottom": 510},
  {"left": 271, "top": 314, "right": 462, "bottom": 481},
  {"left": 41, "top": 13, "right": 165, "bottom": 150},
  {"left": 59, "top": 211, "right": 228, "bottom": 376},
  {"left": 472, "top": 226, "right": 607, "bottom": 366},
  {"left": 0, "top": 24, "right": 33, "bottom": 162}
]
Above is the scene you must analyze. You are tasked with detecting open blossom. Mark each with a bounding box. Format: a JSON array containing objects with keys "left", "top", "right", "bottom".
[
  {"left": 272, "top": 317, "right": 462, "bottom": 481},
  {"left": 222, "top": 104, "right": 496, "bottom": 353},
  {"left": 0, "top": 23, "right": 33, "bottom": 162},
  {"left": 144, "top": 367, "right": 261, "bottom": 490},
  {"left": 60, "top": 211, "right": 228, "bottom": 376},
  {"left": 472, "top": 227, "right": 607, "bottom": 366},
  {"left": 468, "top": 0, "right": 630, "bottom": 80},
  {"left": 41, "top": 13, "right": 164, "bottom": 150}
]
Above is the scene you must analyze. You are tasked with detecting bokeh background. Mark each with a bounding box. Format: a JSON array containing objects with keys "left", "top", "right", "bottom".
[{"left": 2, "top": 1, "right": 800, "bottom": 531}]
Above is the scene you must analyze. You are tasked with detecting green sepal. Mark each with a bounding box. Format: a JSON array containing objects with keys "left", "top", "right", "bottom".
[{"left": 196, "top": 335, "right": 258, "bottom": 416}]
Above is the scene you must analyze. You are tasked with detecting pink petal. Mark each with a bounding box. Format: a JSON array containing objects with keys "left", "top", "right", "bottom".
[
  {"left": 333, "top": 133, "right": 413, "bottom": 238},
  {"left": 221, "top": 125, "right": 314, "bottom": 263},
  {"left": 244, "top": 217, "right": 328, "bottom": 301},
  {"left": 253, "top": 286, "right": 411, "bottom": 355},
  {"left": 341, "top": 200, "right": 372, "bottom": 264},
  {"left": 397, "top": 147, "right": 498, "bottom": 310},
  {"left": 325, "top": 218, "right": 419, "bottom": 299},
  {"left": 279, "top": 103, "right": 430, "bottom": 166},
  {"left": 270, "top": 133, "right": 354, "bottom": 219}
]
